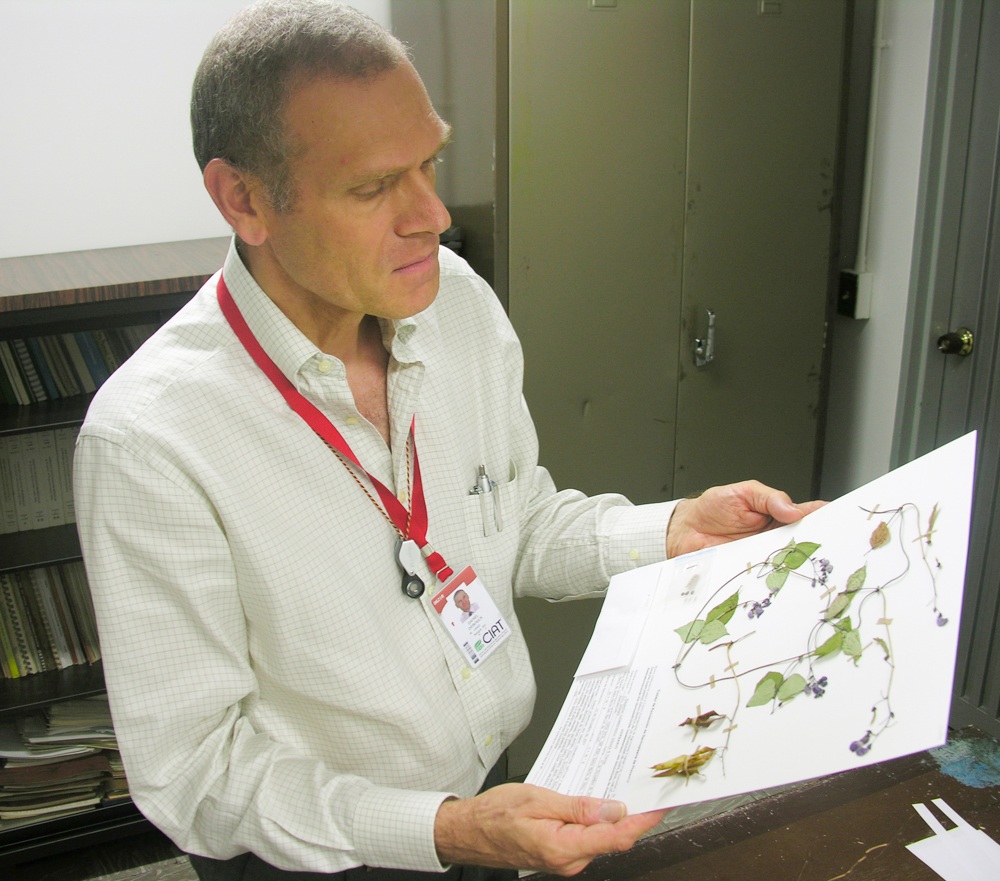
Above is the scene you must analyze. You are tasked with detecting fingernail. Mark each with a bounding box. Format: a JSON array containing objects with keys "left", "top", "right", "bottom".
[{"left": 598, "top": 801, "right": 627, "bottom": 823}]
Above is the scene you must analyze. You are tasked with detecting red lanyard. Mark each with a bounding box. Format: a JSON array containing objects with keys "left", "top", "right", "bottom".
[{"left": 216, "top": 274, "right": 453, "bottom": 583}]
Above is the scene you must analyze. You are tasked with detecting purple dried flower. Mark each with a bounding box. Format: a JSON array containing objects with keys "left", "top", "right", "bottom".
[{"left": 850, "top": 730, "right": 873, "bottom": 756}]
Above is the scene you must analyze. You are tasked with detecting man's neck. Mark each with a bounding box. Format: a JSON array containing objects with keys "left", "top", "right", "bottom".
[
  {"left": 290, "top": 303, "right": 392, "bottom": 443},
  {"left": 241, "top": 242, "right": 373, "bottom": 365},
  {"left": 241, "top": 244, "right": 392, "bottom": 443}
]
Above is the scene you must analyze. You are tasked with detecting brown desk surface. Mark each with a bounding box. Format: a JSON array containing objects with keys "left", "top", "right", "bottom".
[{"left": 534, "top": 726, "right": 1000, "bottom": 881}]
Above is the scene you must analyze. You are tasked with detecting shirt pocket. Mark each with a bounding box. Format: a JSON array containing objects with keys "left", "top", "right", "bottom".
[{"left": 462, "top": 459, "right": 520, "bottom": 589}]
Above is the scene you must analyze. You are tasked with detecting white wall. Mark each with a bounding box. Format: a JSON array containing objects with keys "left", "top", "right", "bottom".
[
  {"left": 820, "top": 0, "right": 936, "bottom": 499},
  {"left": 0, "top": 0, "right": 390, "bottom": 259}
]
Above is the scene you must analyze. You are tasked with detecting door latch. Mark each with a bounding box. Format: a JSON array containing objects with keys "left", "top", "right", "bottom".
[
  {"left": 937, "top": 327, "right": 974, "bottom": 357},
  {"left": 694, "top": 309, "right": 716, "bottom": 368}
]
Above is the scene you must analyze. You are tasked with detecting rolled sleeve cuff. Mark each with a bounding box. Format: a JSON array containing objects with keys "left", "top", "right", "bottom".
[
  {"left": 603, "top": 500, "right": 677, "bottom": 573},
  {"left": 353, "top": 787, "right": 457, "bottom": 872}
]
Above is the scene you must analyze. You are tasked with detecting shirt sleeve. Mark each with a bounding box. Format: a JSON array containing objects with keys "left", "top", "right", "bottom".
[
  {"left": 512, "top": 463, "right": 678, "bottom": 601},
  {"left": 74, "top": 427, "right": 453, "bottom": 874},
  {"left": 497, "top": 335, "right": 677, "bottom": 599}
]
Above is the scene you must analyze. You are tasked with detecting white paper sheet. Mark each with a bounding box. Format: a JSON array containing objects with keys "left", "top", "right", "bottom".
[
  {"left": 906, "top": 799, "right": 1000, "bottom": 880},
  {"left": 527, "top": 432, "right": 977, "bottom": 814}
]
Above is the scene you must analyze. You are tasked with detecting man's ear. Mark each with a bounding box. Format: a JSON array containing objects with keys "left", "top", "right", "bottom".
[{"left": 202, "top": 158, "right": 270, "bottom": 247}]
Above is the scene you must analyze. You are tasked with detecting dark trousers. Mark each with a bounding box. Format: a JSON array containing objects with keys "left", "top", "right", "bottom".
[{"left": 187, "top": 762, "right": 517, "bottom": 881}]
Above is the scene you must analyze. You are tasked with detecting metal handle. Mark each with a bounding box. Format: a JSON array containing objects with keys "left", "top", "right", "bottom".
[
  {"left": 937, "top": 327, "right": 974, "bottom": 356},
  {"left": 694, "top": 309, "right": 716, "bottom": 368}
]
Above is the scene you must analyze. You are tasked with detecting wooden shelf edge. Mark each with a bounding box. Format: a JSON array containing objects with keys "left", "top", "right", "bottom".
[{"left": 0, "top": 237, "right": 229, "bottom": 309}]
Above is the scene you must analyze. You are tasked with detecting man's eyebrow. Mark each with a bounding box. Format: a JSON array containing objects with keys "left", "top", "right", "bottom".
[
  {"left": 347, "top": 125, "right": 453, "bottom": 190},
  {"left": 436, "top": 123, "right": 454, "bottom": 156}
]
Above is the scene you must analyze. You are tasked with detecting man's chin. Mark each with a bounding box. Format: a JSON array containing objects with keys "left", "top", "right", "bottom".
[{"left": 386, "top": 273, "right": 440, "bottom": 320}]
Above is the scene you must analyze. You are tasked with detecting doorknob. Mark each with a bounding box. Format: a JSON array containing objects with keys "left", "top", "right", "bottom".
[
  {"left": 937, "top": 327, "right": 974, "bottom": 356},
  {"left": 694, "top": 309, "right": 716, "bottom": 368}
]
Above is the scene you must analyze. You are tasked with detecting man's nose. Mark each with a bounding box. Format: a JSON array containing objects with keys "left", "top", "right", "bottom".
[{"left": 398, "top": 171, "right": 451, "bottom": 236}]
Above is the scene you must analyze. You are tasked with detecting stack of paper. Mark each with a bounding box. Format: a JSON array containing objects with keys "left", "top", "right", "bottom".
[{"left": 0, "top": 696, "right": 127, "bottom": 828}]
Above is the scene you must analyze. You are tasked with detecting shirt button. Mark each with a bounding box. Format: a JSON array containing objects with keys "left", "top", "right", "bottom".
[
  {"left": 317, "top": 359, "right": 333, "bottom": 374},
  {"left": 461, "top": 668, "right": 472, "bottom": 680},
  {"left": 346, "top": 416, "right": 359, "bottom": 425},
  {"left": 484, "top": 735, "right": 494, "bottom": 747},
  {"left": 629, "top": 548, "right": 640, "bottom": 561}
]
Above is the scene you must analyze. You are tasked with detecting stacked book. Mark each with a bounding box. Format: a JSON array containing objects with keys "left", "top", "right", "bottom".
[
  {"left": 0, "top": 695, "right": 128, "bottom": 828},
  {"left": 0, "top": 427, "right": 76, "bottom": 534},
  {"left": 0, "top": 324, "right": 157, "bottom": 406},
  {"left": 0, "top": 562, "right": 101, "bottom": 679}
]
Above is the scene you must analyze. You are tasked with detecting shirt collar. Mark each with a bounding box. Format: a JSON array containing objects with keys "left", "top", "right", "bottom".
[{"left": 222, "top": 240, "right": 323, "bottom": 382}]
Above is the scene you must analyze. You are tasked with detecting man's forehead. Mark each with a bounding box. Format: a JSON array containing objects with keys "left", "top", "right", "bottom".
[{"left": 283, "top": 70, "right": 450, "bottom": 168}]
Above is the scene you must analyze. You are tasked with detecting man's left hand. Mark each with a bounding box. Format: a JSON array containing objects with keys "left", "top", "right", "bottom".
[{"left": 666, "top": 480, "right": 825, "bottom": 558}]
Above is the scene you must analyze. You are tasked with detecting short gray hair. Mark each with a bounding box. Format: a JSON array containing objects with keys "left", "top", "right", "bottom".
[{"left": 191, "top": 0, "right": 409, "bottom": 211}]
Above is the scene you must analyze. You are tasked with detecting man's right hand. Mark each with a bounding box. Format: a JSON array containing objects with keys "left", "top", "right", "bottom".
[{"left": 433, "top": 782, "right": 667, "bottom": 876}]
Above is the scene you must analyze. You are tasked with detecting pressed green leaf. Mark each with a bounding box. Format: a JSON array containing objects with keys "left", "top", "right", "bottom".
[
  {"left": 766, "top": 568, "right": 790, "bottom": 593},
  {"left": 698, "top": 619, "right": 729, "bottom": 645},
  {"left": 770, "top": 542, "right": 796, "bottom": 569},
  {"left": 846, "top": 565, "right": 867, "bottom": 594},
  {"left": 784, "top": 542, "right": 821, "bottom": 570},
  {"left": 777, "top": 673, "right": 807, "bottom": 701},
  {"left": 796, "top": 541, "right": 822, "bottom": 559},
  {"left": 835, "top": 616, "right": 854, "bottom": 633},
  {"left": 870, "top": 521, "right": 891, "bottom": 549},
  {"left": 782, "top": 549, "right": 807, "bottom": 570},
  {"left": 747, "top": 671, "right": 783, "bottom": 707},
  {"left": 928, "top": 503, "right": 939, "bottom": 533},
  {"left": 843, "top": 629, "right": 863, "bottom": 661},
  {"left": 707, "top": 591, "right": 740, "bottom": 625},
  {"left": 815, "top": 631, "right": 845, "bottom": 657},
  {"left": 675, "top": 619, "right": 705, "bottom": 644},
  {"left": 873, "top": 636, "right": 891, "bottom": 661},
  {"left": 824, "top": 591, "right": 854, "bottom": 621}
]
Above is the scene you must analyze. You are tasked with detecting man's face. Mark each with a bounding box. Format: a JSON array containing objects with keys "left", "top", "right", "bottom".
[
  {"left": 454, "top": 590, "right": 471, "bottom": 613},
  {"left": 247, "top": 62, "right": 452, "bottom": 335}
]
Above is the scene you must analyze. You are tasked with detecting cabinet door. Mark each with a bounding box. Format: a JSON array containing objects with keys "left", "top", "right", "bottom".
[
  {"left": 506, "top": 0, "right": 845, "bottom": 777},
  {"left": 506, "top": 0, "right": 690, "bottom": 778},
  {"left": 507, "top": 0, "right": 687, "bottom": 506},
  {"left": 674, "top": 0, "right": 845, "bottom": 502}
]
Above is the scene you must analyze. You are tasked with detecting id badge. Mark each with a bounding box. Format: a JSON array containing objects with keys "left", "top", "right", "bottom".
[{"left": 431, "top": 566, "right": 510, "bottom": 667}]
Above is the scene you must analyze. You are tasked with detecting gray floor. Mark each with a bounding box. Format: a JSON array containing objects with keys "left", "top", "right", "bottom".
[
  {"left": 14, "top": 829, "right": 191, "bottom": 881},
  {"left": 92, "top": 856, "right": 197, "bottom": 881}
]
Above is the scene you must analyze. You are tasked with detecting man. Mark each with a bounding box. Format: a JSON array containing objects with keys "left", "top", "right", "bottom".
[
  {"left": 453, "top": 590, "right": 477, "bottom": 622},
  {"left": 74, "top": 2, "right": 821, "bottom": 879}
]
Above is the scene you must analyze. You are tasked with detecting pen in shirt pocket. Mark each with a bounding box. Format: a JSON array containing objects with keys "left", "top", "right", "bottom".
[{"left": 470, "top": 464, "right": 502, "bottom": 536}]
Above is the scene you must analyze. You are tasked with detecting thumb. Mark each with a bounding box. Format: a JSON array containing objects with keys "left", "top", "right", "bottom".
[
  {"left": 571, "top": 797, "right": 628, "bottom": 825},
  {"left": 764, "top": 490, "right": 805, "bottom": 524}
]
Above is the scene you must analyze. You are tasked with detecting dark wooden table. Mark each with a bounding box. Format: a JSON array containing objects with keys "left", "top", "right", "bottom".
[{"left": 535, "top": 726, "right": 1000, "bottom": 881}]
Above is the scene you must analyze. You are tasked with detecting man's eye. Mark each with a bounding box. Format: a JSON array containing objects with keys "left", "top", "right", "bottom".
[{"left": 353, "top": 179, "right": 390, "bottom": 200}]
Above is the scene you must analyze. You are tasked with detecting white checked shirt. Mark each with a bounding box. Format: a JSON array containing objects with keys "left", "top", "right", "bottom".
[{"left": 74, "top": 242, "right": 675, "bottom": 873}]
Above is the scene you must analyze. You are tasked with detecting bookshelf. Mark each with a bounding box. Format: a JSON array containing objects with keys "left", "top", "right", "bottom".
[{"left": 0, "top": 237, "right": 228, "bottom": 866}]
